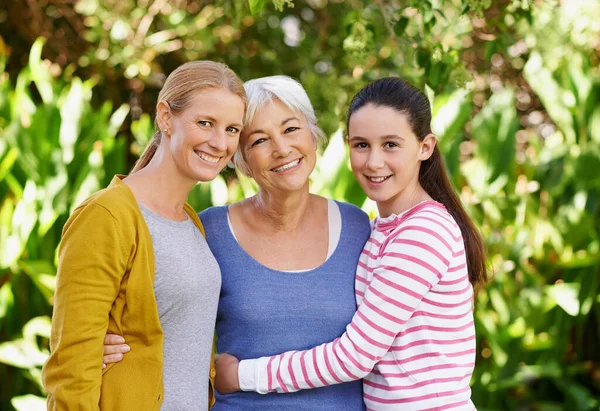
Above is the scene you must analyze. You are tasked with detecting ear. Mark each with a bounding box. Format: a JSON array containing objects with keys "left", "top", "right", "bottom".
[
  {"left": 418, "top": 134, "right": 437, "bottom": 161},
  {"left": 156, "top": 101, "right": 173, "bottom": 135}
]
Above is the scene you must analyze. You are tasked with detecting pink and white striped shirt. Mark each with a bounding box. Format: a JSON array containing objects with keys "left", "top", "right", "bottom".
[{"left": 239, "top": 201, "right": 476, "bottom": 410}]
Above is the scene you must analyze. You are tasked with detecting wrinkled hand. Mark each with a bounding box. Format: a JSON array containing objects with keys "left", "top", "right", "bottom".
[
  {"left": 214, "top": 353, "right": 241, "bottom": 394},
  {"left": 102, "top": 334, "right": 130, "bottom": 369}
]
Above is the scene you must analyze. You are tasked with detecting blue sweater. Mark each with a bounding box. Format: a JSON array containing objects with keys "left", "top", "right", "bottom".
[{"left": 200, "top": 202, "right": 370, "bottom": 411}]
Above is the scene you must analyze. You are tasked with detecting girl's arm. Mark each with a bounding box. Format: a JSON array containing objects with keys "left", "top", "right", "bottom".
[
  {"left": 42, "top": 202, "right": 130, "bottom": 410},
  {"left": 238, "top": 219, "right": 455, "bottom": 394}
]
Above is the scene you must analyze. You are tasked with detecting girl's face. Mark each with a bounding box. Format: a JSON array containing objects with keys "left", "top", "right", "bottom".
[
  {"left": 165, "top": 87, "right": 245, "bottom": 184},
  {"left": 348, "top": 104, "right": 435, "bottom": 217},
  {"left": 240, "top": 98, "right": 317, "bottom": 194}
]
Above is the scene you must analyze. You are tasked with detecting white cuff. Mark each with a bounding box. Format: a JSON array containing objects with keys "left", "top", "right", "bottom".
[
  {"left": 238, "top": 360, "right": 256, "bottom": 392},
  {"left": 238, "top": 358, "right": 272, "bottom": 394}
]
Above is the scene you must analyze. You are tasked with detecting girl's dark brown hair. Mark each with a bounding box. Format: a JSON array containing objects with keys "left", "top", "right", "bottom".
[{"left": 347, "top": 77, "right": 487, "bottom": 287}]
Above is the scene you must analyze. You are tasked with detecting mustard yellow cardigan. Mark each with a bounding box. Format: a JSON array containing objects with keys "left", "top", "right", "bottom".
[{"left": 42, "top": 175, "right": 216, "bottom": 410}]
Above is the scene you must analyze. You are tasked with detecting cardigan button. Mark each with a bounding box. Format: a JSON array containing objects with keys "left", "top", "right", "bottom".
[{"left": 210, "top": 368, "right": 216, "bottom": 378}]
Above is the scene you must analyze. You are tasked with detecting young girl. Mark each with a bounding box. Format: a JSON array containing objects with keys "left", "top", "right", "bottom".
[{"left": 215, "top": 77, "right": 487, "bottom": 410}]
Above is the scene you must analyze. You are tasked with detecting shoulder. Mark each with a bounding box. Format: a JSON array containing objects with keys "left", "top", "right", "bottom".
[
  {"left": 334, "top": 201, "right": 371, "bottom": 245},
  {"left": 401, "top": 201, "right": 462, "bottom": 243},
  {"left": 336, "top": 201, "right": 369, "bottom": 222},
  {"left": 199, "top": 206, "right": 230, "bottom": 238},
  {"left": 382, "top": 202, "right": 462, "bottom": 265},
  {"left": 62, "top": 178, "right": 144, "bottom": 249},
  {"left": 198, "top": 205, "right": 227, "bottom": 224},
  {"left": 70, "top": 181, "right": 138, "bottom": 226}
]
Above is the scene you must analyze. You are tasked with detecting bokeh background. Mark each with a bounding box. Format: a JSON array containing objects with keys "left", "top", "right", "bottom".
[{"left": 1, "top": 0, "right": 599, "bottom": 409}]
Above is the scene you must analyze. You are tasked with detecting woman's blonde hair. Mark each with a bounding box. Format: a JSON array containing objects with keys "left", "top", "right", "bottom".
[{"left": 131, "top": 61, "right": 247, "bottom": 173}]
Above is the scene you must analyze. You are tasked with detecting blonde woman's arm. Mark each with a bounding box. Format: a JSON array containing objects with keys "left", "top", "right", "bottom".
[{"left": 42, "top": 202, "right": 130, "bottom": 410}]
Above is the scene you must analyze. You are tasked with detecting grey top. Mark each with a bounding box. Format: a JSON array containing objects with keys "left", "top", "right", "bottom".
[{"left": 140, "top": 205, "right": 221, "bottom": 411}]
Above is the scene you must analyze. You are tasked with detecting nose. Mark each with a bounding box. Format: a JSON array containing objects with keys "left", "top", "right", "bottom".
[
  {"left": 272, "top": 136, "right": 292, "bottom": 158},
  {"left": 365, "top": 149, "right": 384, "bottom": 171},
  {"left": 208, "top": 129, "right": 228, "bottom": 153}
]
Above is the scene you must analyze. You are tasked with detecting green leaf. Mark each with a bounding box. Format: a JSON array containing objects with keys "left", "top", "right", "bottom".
[
  {"left": 248, "top": 0, "right": 265, "bottom": 14},
  {"left": 11, "top": 395, "right": 47, "bottom": 411},
  {"left": 107, "top": 103, "right": 130, "bottom": 138},
  {"left": 19, "top": 261, "right": 57, "bottom": 302},
  {"left": 29, "top": 38, "right": 53, "bottom": 104},
  {"left": 0, "top": 282, "right": 14, "bottom": 319},
  {"left": 394, "top": 17, "right": 409, "bottom": 36},
  {"left": 546, "top": 283, "right": 580, "bottom": 316},
  {"left": 524, "top": 52, "right": 576, "bottom": 143}
]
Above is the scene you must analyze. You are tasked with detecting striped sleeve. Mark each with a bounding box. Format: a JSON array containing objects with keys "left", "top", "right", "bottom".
[{"left": 239, "top": 220, "right": 453, "bottom": 394}]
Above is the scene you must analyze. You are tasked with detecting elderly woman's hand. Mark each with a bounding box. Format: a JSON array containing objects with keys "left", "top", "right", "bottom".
[
  {"left": 214, "top": 353, "right": 241, "bottom": 394},
  {"left": 102, "top": 334, "right": 129, "bottom": 368}
]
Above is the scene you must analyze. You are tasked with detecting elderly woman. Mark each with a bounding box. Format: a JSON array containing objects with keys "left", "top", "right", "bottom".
[
  {"left": 200, "top": 76, "right": 369, "bottom": 410},
  {"left": 103, "top": 75, "right": 369, "bottom": 410}
]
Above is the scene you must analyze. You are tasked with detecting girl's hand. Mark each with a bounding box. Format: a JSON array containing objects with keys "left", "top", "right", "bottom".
[
  {"left": 214, "top": 353, "right": 241, "bottom": 394},
  {"left": 102, "top": 334, "right": 130, "bottom": 369}
]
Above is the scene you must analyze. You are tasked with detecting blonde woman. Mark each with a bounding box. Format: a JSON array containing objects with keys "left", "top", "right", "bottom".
[{"left": 42, "top": 61, "right": 246, "bottom": 411}]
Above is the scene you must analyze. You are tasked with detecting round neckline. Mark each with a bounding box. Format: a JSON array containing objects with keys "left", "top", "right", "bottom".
[
  {"left": 138, "top": 203, "right": 191, "bottom": 227},
  {"left": 374, "top": 200, "right": 445, "bottom": 230},
  {"left": 223, "top": 201, "right": 345, "bottom": 275}
]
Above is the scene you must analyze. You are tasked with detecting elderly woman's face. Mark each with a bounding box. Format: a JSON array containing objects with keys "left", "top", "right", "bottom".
[{"left": 240, "top": 99, "right": 317, "bottom": 193}]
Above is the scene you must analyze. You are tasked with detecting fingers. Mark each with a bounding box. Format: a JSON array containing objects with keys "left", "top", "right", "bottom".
[
  {"left": 103, "top": 343, "right": 130, "bottom": 355},
  {"left": 103, "top": 352, "right": 125, "bottom": 364},
  {"left": 104, "top": 334, "right": 125, "bottom": 344}
]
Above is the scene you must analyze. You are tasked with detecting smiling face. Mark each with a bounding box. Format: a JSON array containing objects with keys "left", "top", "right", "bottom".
[
  {"left": 348, "top": 104, "right": 435, "bottom": 217},
  {"left": 164, "top": 87, "right": 245, "bottom": 184},
  {"left": 240, "top": 98, "right": 317, "bottom": 194}
]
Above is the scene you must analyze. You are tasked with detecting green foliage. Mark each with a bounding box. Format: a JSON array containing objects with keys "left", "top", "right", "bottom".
[
  {"left": 1, "top": 0, "right": 599, "bottom": 410},
  {"left": 0, "top": 38, "right": 133, "bottom": 408}
]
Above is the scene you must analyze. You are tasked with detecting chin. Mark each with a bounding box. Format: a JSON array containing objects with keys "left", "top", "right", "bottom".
[
  {"left": 364, "top": 191, "right": 392, "bottom": 204},
  {"left": 188, "top": 169, "right": 221, "bottom": 183}
]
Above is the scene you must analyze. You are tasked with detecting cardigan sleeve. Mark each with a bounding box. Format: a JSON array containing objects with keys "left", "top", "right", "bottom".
[
  {"left": 238, "top": 222, "right": 452, "bottom": 394},
  {"left": 43, "top": 202, "right": 130, "bottom": 410}
]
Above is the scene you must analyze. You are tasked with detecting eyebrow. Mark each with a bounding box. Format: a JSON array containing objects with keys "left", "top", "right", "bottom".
[
  {"left": 281, "top": 116, "right": 300, "bottom": 126},
  {"left": 349, "top": 134, "right": 405, "bottom": 142}
]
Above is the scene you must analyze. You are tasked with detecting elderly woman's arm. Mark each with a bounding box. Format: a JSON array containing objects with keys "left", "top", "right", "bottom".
[{"left": 42, "top": 202, "right": 129, "bottom": 410}]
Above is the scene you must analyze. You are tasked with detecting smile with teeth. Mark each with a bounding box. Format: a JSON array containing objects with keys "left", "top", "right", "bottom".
[
  {"left": 271, "top": 158, "right": 301, "bottom": 172},
  {"left": 367, "top": 175, "right": 392, "bottom": 183},
  {"left": 196, "top": 151, "right": 220, "bottom": 164}
]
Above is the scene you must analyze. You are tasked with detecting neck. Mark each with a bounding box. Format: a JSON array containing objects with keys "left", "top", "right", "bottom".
[
  {"left": 251, "top": 187, "right": 312, "bottom": 231},
  {"left": 127, "top": 150, "right": 196, "bottom": 216},
  {"left": 377, "top": 178, "right": 431, "bottom": 218}
]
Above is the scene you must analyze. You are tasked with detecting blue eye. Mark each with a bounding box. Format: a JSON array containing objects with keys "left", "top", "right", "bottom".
[
  {"left": 198, "top": 120, "right": 211, "bottom": 127},
  {"left": 227, "top": 126, "right": 240, "bottom": 133}
]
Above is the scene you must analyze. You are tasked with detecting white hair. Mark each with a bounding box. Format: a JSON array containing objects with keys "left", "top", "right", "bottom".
[{"left": 233, "top": 75, "right": 326, "bottom": 176}]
